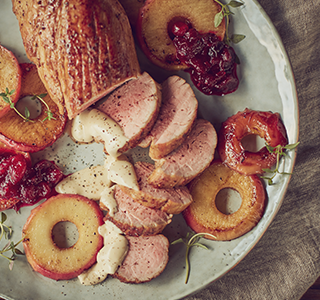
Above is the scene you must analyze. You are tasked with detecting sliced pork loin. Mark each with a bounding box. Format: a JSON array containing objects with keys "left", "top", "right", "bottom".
[
  {"left": 104, "top": 185, "right": 172, "bottom": 236},
  {"left": 12, "top": 0, "right": 140, "bottom": 119},
  {"left": 139, "top": 76, "right": 198, "bottom": 159},
  {"left": 119, "top": 161, "right": 193, "bottom": 214},
  {"left": 113, "top": 234, "right": 169, "bottom": 284},
  {"left": 97, "top": 72, "right": 161, "bottom": 149},
  {"left": 148, "top": 119, "right": 217, "bottom": 188}
]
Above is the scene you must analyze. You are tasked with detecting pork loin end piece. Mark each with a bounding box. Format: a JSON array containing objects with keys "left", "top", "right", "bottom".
[
  {"left": 119, "top": 161, "right": 193, "bottom": 214},
  {"left": 113, "top": 235, "right": 169, "bottom": 284},
  {"left": 12, "top": 0, "right": 140, "bottom": 119},
  {"left": 140, "top": 76, "right": 198, "bottom": 160},
  {"left": 148, "top": 119, "right": 217, "bottom": 188},
  {"left": 104, "top": 185, "right": 172, "bottom": 236},
  {"left": 97, "top": 72, "right": 161, "bottom": 150}
]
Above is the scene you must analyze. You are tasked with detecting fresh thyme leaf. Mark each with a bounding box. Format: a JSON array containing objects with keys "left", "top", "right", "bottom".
[
  {"left": 231, "top": 34, "right": 246, "bottom": 44},
  {"left": 0, "top": 212, "right": 24, "bottom": 270},
  {"left": 262, "top": 142, "right": 300, "bottom": 185},
  {"left": 25, "top": 107, "right": 31, "bottom": 120},
  {"left": 14, "top": 248, "right": 24, "bottom": 255},
  {"left": 38, "top": 93, "right": 47, "bottom": 99},
  {"left": 284, "top": 142, "right": 300, "bottom": 150},
  {"left": 171, "top": 232, "right": 216, "bottom": 284},
  {"left": 1, "top": 212, "right": 7, "bottom": 223},
  {"left": 214, "top": 10, "right": 224, "bottom": 28},
  {"left": 213, "top": 0, "right": 245, "bottom": 45},
  {"left": 1, "top": 88, "right": 54, "bottom": 122},
  {"left": 228, "top": 0, "right": 244, "bottom": 8}
]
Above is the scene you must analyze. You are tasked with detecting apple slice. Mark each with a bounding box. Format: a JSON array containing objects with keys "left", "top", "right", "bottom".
[
  {"left": 0, "top": 63, "right": 67, "bottom": 152},
  {"left": 0, "top": 44, "right": 22, "bottom": 118},
  {"left": 136, "top": 0, "right": 226, "bottom": 70},
  {"left": 22, "top": 194, "right": 104, "bottom": 280},
  {"left": 183, "top": 161, "right": 266, "bottom": 241}
]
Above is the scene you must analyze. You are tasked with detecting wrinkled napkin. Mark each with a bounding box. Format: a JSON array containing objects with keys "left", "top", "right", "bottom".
[{"left": 186, "top": 0, "right": 320, "bottom": 299}]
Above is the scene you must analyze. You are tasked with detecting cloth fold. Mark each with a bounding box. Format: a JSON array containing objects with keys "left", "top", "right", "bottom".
[{"left": 186, "top": 0, "right": 320, "bottom": 299}]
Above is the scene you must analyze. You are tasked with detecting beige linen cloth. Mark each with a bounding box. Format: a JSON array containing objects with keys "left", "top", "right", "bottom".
[{"left": 187, "top": 0, "right": 320, "bottom": 299}]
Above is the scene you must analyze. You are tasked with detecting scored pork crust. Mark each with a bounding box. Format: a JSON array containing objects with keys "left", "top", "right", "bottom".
[{"left": 12, "top": 0, "right": 140, "bottom": 119}]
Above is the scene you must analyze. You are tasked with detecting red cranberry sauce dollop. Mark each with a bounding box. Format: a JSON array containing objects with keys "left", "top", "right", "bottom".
[
  {"left": 171, "top": 21, "right": 239, "bottom": 96},
  {"left": 0, "top": 150, "right": 64, "bottom": 211}
]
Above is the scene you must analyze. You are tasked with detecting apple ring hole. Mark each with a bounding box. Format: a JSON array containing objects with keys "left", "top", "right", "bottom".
[
  {"left": 241, "top": 134, "right": 266, "bottom": 152},
  {"left": 52, "top": 221, "right": 79, "bottom": 249},
  {"left": 215, "top": 188, "right": 242, "bottom": 215},
  {"left": 16, "top": 95, "right": 42, "bottom": 120}
]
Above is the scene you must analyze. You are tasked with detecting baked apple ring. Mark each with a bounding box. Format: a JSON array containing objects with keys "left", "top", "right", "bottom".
[
  {"left": 218, "top": 108, "right": 288, "bottom": 175},
  {"left": 183, "top": 161, "right": 266, "bottom": 241},
  {"left": 22, "top": 194, "right": 104, "bottom": 280},
  {"left": 0, "top": 63, "right": 67, "bottom": 152}
]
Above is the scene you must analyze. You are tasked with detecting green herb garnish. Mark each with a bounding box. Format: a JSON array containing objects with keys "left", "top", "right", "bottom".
[
  {"left": 261, "top": 142, "right": 300, "bottom": 185},
  {"left": 171, "top": 232, "right": 216, "bottom": 284},
  {"left": 214, "top": 0, "right": 246, "bottom": 45},
  {"left": 0, "top": 88, "right": 55, "bottom": 122},
  {"left": 0, "top": 212, "right": 24, "bottom": 270}
]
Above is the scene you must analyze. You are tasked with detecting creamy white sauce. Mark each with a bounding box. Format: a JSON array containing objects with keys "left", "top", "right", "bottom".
[
  {"left": 64, "top": 111, "right": 141, "bottom": 286},
  {"left": 78, "top": 220, "right": 128, "bottom": 286},
  {"left": 100, "top": 186, "right": 118, "bottom": 216},
  {"left": 55, "top": 155, "right": 138, "bottom": 202},
  {"left": 55, "top": 165, "right": 111, "bottom": 200},
  {"left": 71, "top": 108, "right": 129, "bottom": 157},
  {"left": 105, "top": 155, "right": 139, "bottom": 191}
]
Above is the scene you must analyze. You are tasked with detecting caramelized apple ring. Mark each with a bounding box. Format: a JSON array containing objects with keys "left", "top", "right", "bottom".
[
  {"left": 183, "top": 161, "right": 266, "bottom": 241},
  {"left": 22, "top": 194, "right": 104, "bottom": 280},
  {"left": 218, "top": 108, "right": 288, "bottom": 175},
  {"left": 0, "top": 63, "right": 67, "bottom": 152}
]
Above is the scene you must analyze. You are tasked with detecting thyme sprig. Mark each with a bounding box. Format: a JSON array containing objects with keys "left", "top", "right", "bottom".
[
  {"left": 261, "top": 142, "right": 300, "bottom": 185},
  {"left": 171, "top": 232, "right": 216, "bottom": 284},
  {"left": 214, "top": 0, "right": 246, "bottom": 44},
  {"left": 0, "top": 212, "right": 24, "bottom": 270},
  {"left": 0, "top": 88, "right": 55, "bottom": 122}
]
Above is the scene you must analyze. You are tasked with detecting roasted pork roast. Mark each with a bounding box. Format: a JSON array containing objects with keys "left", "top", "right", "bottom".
[{"left": 12, "top": 0, "right": 140, "bottom": 119}]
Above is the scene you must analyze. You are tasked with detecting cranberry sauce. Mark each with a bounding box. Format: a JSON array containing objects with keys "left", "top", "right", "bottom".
[
  {"left": 0, "top": 151, "right": 64, "bottom": 211},
  {"left": 171, "top": 21, "right": 239, "bottom": 96}
]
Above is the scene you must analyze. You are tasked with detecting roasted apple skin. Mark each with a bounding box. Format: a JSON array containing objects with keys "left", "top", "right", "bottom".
[
  {"left": 0, "top": 44, "right": 22, "bottom": 118},
  {"left": 22, "top": 194, "right": 104, "bottom": 281},
  {"left": 183, "top": 160, "right": 266, "bottom": 241},
  {"left": 0, "top": 63, "right": 67, "bottom": 152},
  {"left": 136, "top": 0, "right": 225, "bottom": 70}
]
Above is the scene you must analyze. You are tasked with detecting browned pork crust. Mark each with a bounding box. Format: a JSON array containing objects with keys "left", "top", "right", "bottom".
[{"left": 12, "top": 0, "right": 140, "bottom": 119}]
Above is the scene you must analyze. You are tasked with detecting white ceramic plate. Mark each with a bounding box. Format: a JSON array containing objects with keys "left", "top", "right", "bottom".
[{"left": 0, "top": 0, "right": 299, "bottom": 299}]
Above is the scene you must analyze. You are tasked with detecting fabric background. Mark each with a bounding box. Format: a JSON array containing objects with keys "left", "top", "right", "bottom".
[{"left": 186, "top": 0, "right": 320, "bottom": 299}]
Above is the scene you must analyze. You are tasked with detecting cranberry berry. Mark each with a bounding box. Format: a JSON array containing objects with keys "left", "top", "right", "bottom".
[{"left": 172, "top": 22, "right": 239, "bottom": 96}]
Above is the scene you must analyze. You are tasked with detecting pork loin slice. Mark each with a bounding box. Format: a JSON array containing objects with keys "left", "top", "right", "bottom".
[
  {"left": 113, "top": 235, "right": 169, "bottom": 284},
  {"left": 119, "top": 161, "right": 193, "bottom": 214},
  {"left": 148, "top": 119, "right": 217, "bottom": 188},
  {"left": 97, "top": 72, "right": 161, "bottom": 149},
  {"left": 139, "top": 76, "right": 198, "bottom": 159},
  {"left": 12, "top": 0, "right": 140, "bottom": 119},
  {"left": 104, "top": 185, "right": 172, "bottom": 236}
]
